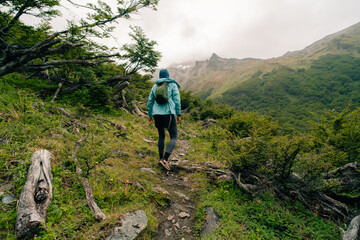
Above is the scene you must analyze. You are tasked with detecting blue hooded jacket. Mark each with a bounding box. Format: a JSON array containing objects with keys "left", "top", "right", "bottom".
[{"left": 147, "top": 69, "right": 181, "bottom": 118}]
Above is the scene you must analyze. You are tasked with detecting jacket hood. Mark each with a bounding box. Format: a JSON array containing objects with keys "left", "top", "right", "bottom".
[{"left": 156, "top": 78, "right": 181, "bottom": 88}]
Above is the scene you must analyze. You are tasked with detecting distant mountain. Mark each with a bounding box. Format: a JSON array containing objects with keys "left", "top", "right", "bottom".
[{"left": 156, "top": 22, "right": 360, "bottom": 101}]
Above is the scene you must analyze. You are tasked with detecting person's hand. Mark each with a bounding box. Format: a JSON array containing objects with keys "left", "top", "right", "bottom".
[
  {"left": 176, "top": 115, "right": 181, "bottom": 124},
  {"left": 149, "top": 118, "right": 153, "bottom": 124}
]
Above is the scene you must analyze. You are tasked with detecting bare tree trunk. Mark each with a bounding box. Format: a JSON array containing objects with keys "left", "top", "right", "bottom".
[
  {"left": 15, "top": 150, "right": 53, "bottom": 239},
  {"left": 120, "top": 90, "right": 128, "bottom": 108}
]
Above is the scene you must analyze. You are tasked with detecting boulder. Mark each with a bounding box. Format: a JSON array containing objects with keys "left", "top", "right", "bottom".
[{"left": 107, "top": 210, "right": 148, "bottom": 240}]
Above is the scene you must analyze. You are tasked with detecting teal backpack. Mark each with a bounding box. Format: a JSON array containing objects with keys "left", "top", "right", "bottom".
[{"left": 155, "top": 82, "right": 170, "bottom": 104}]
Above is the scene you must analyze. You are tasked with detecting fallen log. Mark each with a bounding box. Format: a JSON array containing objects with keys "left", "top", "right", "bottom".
[
  {"left": 341, "top": 215, "right": 360, "bottom": 240},
  {"left": 73, "top": 136, "right": 106, "bottom": 221},
  {"left": 15, "top": 150, "right": 53, "bottom": 239}
]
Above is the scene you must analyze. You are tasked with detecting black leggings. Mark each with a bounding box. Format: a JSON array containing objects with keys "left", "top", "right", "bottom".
[{"left": 154, "top": 114, "right": 178, "bottom": 160}]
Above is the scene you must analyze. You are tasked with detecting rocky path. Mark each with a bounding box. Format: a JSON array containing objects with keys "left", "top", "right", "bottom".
[{"left": 155, "top": 139, "right": 198, "bottom": 240}]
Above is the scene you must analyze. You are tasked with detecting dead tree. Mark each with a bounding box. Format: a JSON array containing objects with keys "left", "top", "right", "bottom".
[
  {"left": 230, "top": 165, "right": 359, "bottom": 223},
  {"left": 15, "top": 150, "right": 53, "bottom": 239}
]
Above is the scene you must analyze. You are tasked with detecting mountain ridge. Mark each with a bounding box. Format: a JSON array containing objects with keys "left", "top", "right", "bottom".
[{"left": 154, "top": 21, "right": 360, "bottom": 100}]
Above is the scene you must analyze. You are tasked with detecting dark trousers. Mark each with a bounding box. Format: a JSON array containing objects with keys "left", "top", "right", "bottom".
[{"left": 154, "top": 114, "right": 178, "bottom": 160}]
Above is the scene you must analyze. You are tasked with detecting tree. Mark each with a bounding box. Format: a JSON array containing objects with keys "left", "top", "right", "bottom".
[{"left": 0, "top": 0, "right": 159, "bottom": 77}]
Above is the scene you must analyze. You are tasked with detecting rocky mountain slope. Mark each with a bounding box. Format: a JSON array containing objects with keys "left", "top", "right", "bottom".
[{"left": 156, "top": 21, "right": 360, "bottom": 100}]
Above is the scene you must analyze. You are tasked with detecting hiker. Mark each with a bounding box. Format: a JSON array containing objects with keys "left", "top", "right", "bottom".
[{"left": 147, "top": 69, "right": 181, "bottom": 170}]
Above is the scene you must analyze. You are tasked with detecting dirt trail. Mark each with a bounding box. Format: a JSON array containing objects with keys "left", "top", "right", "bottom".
[{"left": 155, "top": 139, "right": 198, "bottom": 240}]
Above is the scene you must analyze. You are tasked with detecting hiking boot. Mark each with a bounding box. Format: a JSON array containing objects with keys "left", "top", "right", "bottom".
[{"left": 159, "top": 159, "right": 170, "bottom": 170}]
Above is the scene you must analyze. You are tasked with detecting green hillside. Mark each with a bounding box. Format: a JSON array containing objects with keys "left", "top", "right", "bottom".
[
  {"left": 2, "top": 74, "right": 357, "bottom": 239},
  {"left": 1, "top": 2, "right": 359, "bottom": 239},
  {"left": 216, "top": 54, "right": 360, "bottom": 130}
]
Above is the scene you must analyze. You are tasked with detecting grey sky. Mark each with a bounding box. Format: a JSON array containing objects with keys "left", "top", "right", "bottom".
[
  {"left": 51, "top": 0, "right": 360, "bottom": 67},
  {"left": 136, "top": 0, "right": 360, "bottom": 67}
]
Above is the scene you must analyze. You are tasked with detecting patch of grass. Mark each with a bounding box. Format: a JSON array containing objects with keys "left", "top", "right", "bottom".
[{"left": 195, "top": 181, "right": 341, "bottom": 240}]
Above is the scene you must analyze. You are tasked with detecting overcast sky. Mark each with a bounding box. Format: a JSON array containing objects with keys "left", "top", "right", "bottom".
[{"left": 55, "top": 0, "right": 360, "bottom": 67}]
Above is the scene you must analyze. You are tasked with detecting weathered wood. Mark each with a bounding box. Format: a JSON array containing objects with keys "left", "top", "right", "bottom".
[
  {"left": 75, "top": 159, "right": 106, "bottom": 221},
  {"left": 73, "top": 136, "right": 106, "bottom": 221},
  {"left": 15, "top": 150, "right": 53, "bottom": 239},
  {"left": 114, "top": 81, "right": 130, "bottom": 92},
  {"left": 230, "top": 165, "right": 358, "bottom": 222},
  {"left": 51, "top": 107, "right": 87, "bottom": 130},
  {"left": 93, "top": 116, "right": 127, "bottom": 132},
  {"left": 50, "top": 82, "right": 63, "bottom": 102},
  {"left": 341, "top": 215, "right": 360, "bottom": 240},
  {"left": 133, "top": 103, "right": 147, "bottom": 117}
]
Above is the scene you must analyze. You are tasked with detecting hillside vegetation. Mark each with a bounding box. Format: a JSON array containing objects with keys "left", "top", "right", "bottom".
[
  {"left": 1, "top": 2, "right": 359, "bottom": 239},
  {"left": 1, "top": 73, "right": 359, "bottom": 239},
  {"left": 164, "top": 22, "right": 360, "bottom": 130},
  {"left": 216, "top": 54, "right": 360, "bottom": 130}
]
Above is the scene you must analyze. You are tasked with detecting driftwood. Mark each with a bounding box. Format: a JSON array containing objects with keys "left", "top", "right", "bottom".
[
  {"left": 341, "top": 215, "right": 360, "bottom": 240},
  {"left": 73, "top": 136, "right": 106, "bottom": 221},
  {"left": 15, "top": 150, "right": 53, "bottom": 239}
]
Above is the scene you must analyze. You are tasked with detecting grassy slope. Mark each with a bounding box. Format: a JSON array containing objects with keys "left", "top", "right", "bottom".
[{"left": 0, "top": 75, "right": 342, "bottom": 239}]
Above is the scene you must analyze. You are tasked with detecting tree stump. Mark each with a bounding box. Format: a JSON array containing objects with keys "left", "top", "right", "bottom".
[{"left": 15, "top": 149, "right": 53, "bottom": 239}]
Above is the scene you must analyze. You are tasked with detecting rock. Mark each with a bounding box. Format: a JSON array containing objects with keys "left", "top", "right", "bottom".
[
  {"left": 174, "top": 191, "right": 190, "bottom": 201},
  {"left": 203, "top": 161, "right": 220, "bottom": 169},
  {"left": 0, "top": 182, "right": 13, "bottom": 193},
  {"left": 167, "top": 215, "right": 175, "bottom": 221},
  {"left": 113, "top": 150, "right": 129, "bottom": 157},
  {"left": 179, "top": 153, "right": 185, "bottom": 157},
  {"left": 182, "top": 177, "right": 189, "bottom": 182},
  {"left": 2, "top": 194, "right": 17, "bottom": 204},
  {"left": 174, "top": 222, "right": 180, "bottom": 229},
  {"left": 152, "top": 186, "right": 169, "bottom": 196},
  {"left": 164, "top": 228, "right": 171, "bottom": 237},
  {"left": 140, "top": 168, "right": 156, "bottom": 175},
  {"left": 201, "top": 207, "right": 220, "bottom": 237},
  {"left": 178, "top": 212, "right": 190, "bottom": 219},
  {"left": 143, "top": 138, "right": 154, "bottom": 143},
  {"left": 217, "top": 174, "right": 233, "bottom": 181},
  {"left": 107, "top": 210, "right": 148, "bottom": 240}
]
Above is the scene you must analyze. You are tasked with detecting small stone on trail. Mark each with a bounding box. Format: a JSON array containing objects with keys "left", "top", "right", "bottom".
[
  {"left": 165, "top": 228, "right": 171, "bottom": 237},
  {"left": 1, "top": 194, "right": 17, "bottom": 204},
  {"left": 172, "top": 219, "right": 176, "bottom": 224},
  {"left": 179, "top": 153, "right": 185, "bottom": 156},
  {"left": 153, "top": 186, "right": 169, "bottom": 196},
  {"left": 178, "top": 212, "right": 190, "bottom": 218},
  {"left": 143, "top": 138, "right": 154, "bottom": 143},
  {"left": 182, "top": 177, "right": 189, "bottom": 182},
  {"left": 167, "top": 215, "right": 175, "bottom": 221},
  {"left": 174, "top": 222, "right": 180, "bottom": 229},
  {"left": 140, "top": 168, "right": 156, "bottom": 174},
  {"left": 174, "top": 191, "right": 190, "bottom": 201}
]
